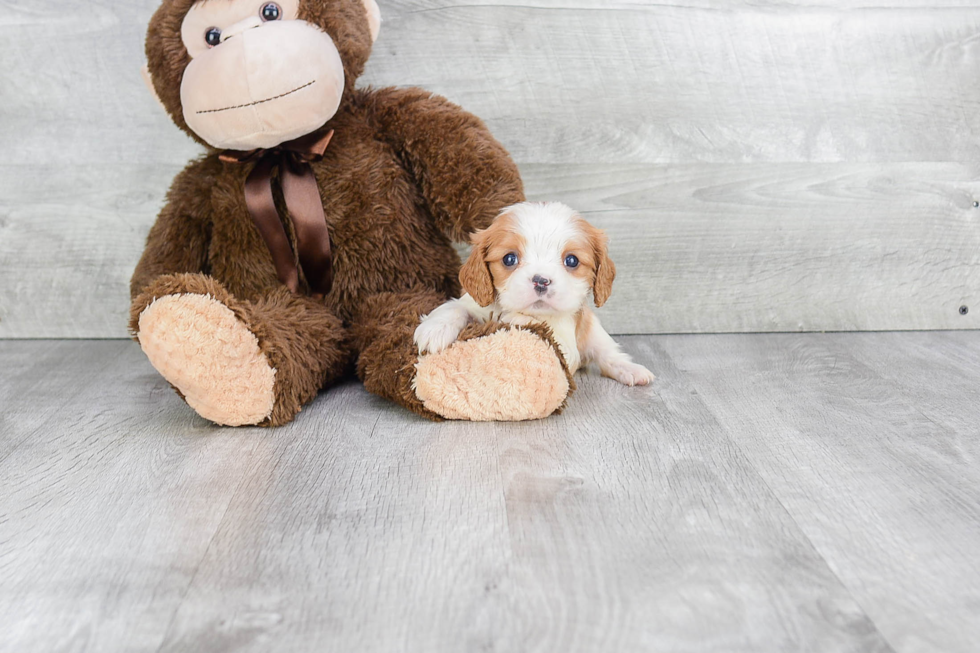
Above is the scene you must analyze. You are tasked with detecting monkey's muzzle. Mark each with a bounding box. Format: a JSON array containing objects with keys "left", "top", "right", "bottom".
[{"left": 181, "top": 20, "right": 346, "bottom": 150}]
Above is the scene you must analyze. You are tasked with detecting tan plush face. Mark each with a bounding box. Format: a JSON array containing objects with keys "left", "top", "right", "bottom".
[
  {"left": 146, "top": 0, "right": 381, "bottom": 146},
  {"left": 146, "top": 0, "right": 381, "bottom": 148},
  {"left": 177, "top": 0, "right": 345, "bottom": 149}
]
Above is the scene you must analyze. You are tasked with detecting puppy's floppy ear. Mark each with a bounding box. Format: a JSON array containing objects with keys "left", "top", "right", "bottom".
[
  {"left": 459, "top": 229, "right": 495, "bottom": 307},
  {"left": 587, "top": 223, "right": 616, "bottom": 307}
]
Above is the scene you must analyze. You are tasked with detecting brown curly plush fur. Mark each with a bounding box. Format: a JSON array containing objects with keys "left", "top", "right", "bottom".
[{"left": 131, "top": 0, "right": 573, "bottom": 426}]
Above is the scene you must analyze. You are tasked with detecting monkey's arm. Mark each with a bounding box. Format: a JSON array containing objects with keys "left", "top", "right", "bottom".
[
  {"left": 368, "top": 87, "right": 525, "bottom": 242},
  {"left": 130, "top": 160, "right": 214, "bottom": 300}
]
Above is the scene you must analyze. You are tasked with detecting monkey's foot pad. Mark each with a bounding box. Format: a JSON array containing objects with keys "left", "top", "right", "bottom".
[
  {"left": 414, "top": 327, "right": 570, "bottom": 421},
  {"left": 137, "top": 293, "right": 276, "bottom": 426}
]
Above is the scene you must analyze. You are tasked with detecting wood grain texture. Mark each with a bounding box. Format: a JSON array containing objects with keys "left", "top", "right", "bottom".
[
  {"left": 523, "top": 163, "right": 980, "bottom": 333},
  {"left": 0, "top": 341, "right": 273, "bottom": 652},
  {"left": 2, "top": 336, "right": 946, "bottom": 652},
  {"left": 2, "top": 0, "right": 980, "bottom": 336},
  {"left": 153, "top": 355, "right": 890, "bottom": 653},
  {"left": 660, "top": 332, "right": 980, "bottom": 653},
  {"left": 0, "top": 341, "right": 118, "bottom": 459},
  {"left": 366, "top": 2, "right": 980, "bottom": 165},
  {"left": 0, "top": 165, "right": 187, "bottom": 338}
]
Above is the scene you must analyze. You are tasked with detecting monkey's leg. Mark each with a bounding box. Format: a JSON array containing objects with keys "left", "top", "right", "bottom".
[
  {"left": 351, "top": 291, "right": 574, "bottom": 421},
  {"left": 131, "top": 273, "right": 347, "bottom": 427}
]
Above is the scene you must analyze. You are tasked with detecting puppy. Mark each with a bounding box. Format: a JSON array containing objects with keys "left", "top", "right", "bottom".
[{"left": 414, "top": 201, "right": 655, "bottom": 386}]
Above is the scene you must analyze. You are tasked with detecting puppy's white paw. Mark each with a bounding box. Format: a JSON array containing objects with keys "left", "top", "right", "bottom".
[
  {"left": 605, "top": 361, "right": 656, "bottom": 387},
  {"left": 414, "top": 317, "right": 463, "bottom": 355}
]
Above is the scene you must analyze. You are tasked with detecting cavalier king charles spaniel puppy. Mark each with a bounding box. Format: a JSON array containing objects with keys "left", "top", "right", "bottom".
[{"left": 414, "top": 201, "right": 655, "bottom": 386}]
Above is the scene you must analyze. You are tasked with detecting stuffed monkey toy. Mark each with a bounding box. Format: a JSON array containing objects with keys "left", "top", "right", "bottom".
[{"left": 132, "top": 0, "right": 574, "bottom": 426}]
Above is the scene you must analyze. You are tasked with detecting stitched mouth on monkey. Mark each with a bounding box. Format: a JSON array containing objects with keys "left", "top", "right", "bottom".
[
  {"left": 196, "top": 79, "right": 318, "bottom": 115},
  {"left": 179, "top": 17, "right": 346, "bottom": 150}
]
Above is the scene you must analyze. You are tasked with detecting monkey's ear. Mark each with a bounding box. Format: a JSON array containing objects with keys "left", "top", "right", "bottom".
[
  {"left": 141, "top": 64, "right": 167, "bottom": 112},
  {"left": 459, "top": 232, "right": 495, "bottom": 307},
  {"left": 362, "top": 0, "right": 381, "bottom": 43}
]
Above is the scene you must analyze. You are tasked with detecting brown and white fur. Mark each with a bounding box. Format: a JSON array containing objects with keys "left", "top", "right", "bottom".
[{"left": 414, "top": 202, "right": 655, "bottom": 387}]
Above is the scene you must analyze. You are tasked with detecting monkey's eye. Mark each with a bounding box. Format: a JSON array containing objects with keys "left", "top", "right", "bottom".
[
  {"left": 564, "top": 254, "right": 580, "bottom": 269},
  {"left": 502, "top": 253, "right": 519, "bottom": 268},
  {"left": 204, "top": 27, "right": 222, "bottom": 47},
  {"left": 261, "top": 3, "right": 282, "bottom": 21}
]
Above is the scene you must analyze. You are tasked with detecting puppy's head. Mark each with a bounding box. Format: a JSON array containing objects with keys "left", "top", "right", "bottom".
[{"left": 460, "top": 202, "right": 616, "bottom": 315}]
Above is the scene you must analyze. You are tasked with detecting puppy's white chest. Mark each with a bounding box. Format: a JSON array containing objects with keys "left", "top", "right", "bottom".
[
  {"left": 507, "top": 312, "right": 581, "bottom": 374},
  {"left": 549, "top": 316, "right": 582, "bottom": 373}
]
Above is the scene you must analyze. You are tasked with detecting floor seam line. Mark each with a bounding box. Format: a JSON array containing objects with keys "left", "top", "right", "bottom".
[{"left": 152, "top": 438, "right": 261, "bottom": 653}]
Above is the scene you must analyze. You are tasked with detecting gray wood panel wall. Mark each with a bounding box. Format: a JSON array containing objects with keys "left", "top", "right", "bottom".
[{"left": 1, "top": 1, "right": 978, "bottom": 337}]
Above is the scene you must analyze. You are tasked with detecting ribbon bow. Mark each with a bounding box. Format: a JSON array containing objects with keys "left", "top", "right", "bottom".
[{"left": 220, "top": 129, "right": 336, "bottom": 298}]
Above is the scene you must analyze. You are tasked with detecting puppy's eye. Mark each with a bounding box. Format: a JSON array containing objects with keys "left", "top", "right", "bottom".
[
  {"left": 502, "top": 253, "right": 519, "bottom": 268},
  {"left": 564, "top": 254, "right": 580, "bottom": 269},
  {"left": 261, "top": 2, "right": 282, "bottom": 21},
  {"left": 205, "top": 27, "right": 222, "bottom": 47}
]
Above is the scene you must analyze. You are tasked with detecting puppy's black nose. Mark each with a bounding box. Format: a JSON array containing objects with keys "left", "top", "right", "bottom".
[{"left": 532, "top": 275, "right": 551, "bottom": 294}]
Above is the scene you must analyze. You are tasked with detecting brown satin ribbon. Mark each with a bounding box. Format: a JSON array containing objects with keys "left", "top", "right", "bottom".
[{"left": 220, "top": 130, "right": 335, "bottom": 298}]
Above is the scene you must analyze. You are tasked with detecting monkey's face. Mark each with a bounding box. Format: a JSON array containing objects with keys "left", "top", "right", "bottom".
[{"left": 147, "top": 0, "right": 381, "bottom": 150}]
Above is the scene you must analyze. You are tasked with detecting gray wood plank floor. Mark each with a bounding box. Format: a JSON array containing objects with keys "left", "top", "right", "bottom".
[{"left": 1, "top": 333, "right": 978, "bottom": 652}]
